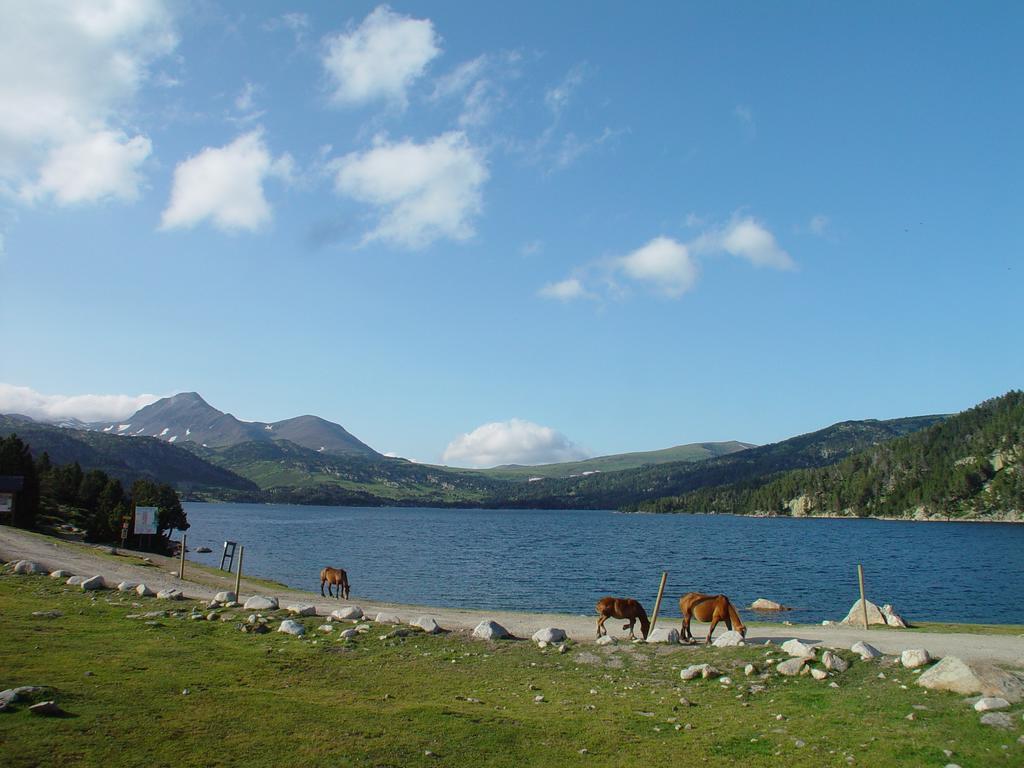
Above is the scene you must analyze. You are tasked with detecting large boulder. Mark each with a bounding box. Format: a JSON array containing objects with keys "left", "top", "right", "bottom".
[
  {"left": 851, "top": 641, "right": 882, "bottom": 660},
  {"left": 900, "top": 649, "right": 932, "bottom": 669},
  {"left": 750, "top": 598, "right": 789, "bottom": 611},
  {"left": 532, "top": 627, "right": 567, "bottom": 645},
  {"left": 65, "top": 576, "right": 86, "bottom": 586},
  {"left": 278, "top": 620, "right": 305, "bottom": 636},
  {"left": 821, "top": 650, "right": 850, "bottom": 673},
  {"left": 331, "top": 606, "right": 363, "bottom": 621},
  {"left": 287, "top": 604, "right": 317, "bottom": 617},
  {"left": 713, "top": 630, "right": 745, "bottom": 647},
  {"left": 411, "top": 616, "right": 442, "bottom": 634},
  {"left": 646, "top": 627, "right": 680, "bottom": 644},
  {"left": 472, "top": 620, "right": 510, "bottom": 640},
  {"left": 374, "top": 612, "right": 402, "bottom": 624},
  {"left": 881, "top": 604, "right": 907, "bottom": 628},
  {"left": 49, "top": 570, "right": 72, "bottom": 579},
  {"left": 782, "top": 639, "right": 817, "bottom": 658},
  {"left": 214, "top": 591, "right": 236, "bottom": 603},
  {"left": 13, "top": 560, "right": 47, "bottom": 575},
  {"left": 916, "top": 657, "right": 1024, "bottom": 702},
  {"left": 135, "top": 584, "right": 156, "bottom": 597},
  {"left": 839, "top": 599, "right": 907, "bottom": 628},
  {"left": 777, "top": 658, "right": 807, "bottom": 676},
  {"left": 157, "top": 588, "right": 183, "bottom": 600},
  {"left": 80, "top": 576, "right": 105, "bottom": 591},
  {"left": 243, "top": 596, "right": 278, "bottom": 611},
  {"left": 974, "top": 697, "right": 1011, "bottom": 712},
  {"left": 116, "top": 581, "right": 137, "bottom": 592}
]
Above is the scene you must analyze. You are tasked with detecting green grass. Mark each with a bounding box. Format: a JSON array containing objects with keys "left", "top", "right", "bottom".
[
  {"left": 908, "top": 622, "right": 1024, "bottom": 636},
  {"left": 2, "top": 575, "right": 1022, "bottom": 767}
]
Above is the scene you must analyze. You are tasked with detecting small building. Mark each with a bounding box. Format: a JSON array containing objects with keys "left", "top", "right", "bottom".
[{"left": 0, "top": 475, "right": 24, "bottom": 525}]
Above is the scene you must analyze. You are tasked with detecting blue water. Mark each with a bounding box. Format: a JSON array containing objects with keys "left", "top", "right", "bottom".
[{"left": 181, "top": 503, "right": 1024, "bottom": 624}]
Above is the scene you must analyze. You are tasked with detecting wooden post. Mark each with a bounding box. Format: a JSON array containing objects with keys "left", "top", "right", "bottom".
[
  {"left": 178, "top": 534, "right": 187, "bottom": 580},
  {"left": 233, "top": 546, "right": 244, "bottom": 601},
  {"left": 857, "top": 563, "right": 869, "bottom": 630},
  {"left": 648, "top": 571, "right": 669, "bottom": 636}
]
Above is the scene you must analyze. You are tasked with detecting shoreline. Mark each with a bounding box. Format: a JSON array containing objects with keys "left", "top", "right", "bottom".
[{"left": 2, "top": 525, "right": 1023, "bottom": 666}]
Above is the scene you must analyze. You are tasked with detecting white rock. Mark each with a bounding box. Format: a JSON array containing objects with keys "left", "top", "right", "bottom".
[
  {"left": 750, "top": 598, "right": 788, "bottom": 611},
  {"left": 595, "top": 635, "right": 614, "bottom": 646},
  {"left": 781, "top": 639, "right": 817, "bottom": 658},
  {"left": 839, "top": 599, "right": 890, "bottom": 626},
  {"left": 157, "top": 588, "right": 183, "bottom": 600},
  {"left": 13, "top": 560, "right": 47, "bottom": 575},
  {"left": 278, "top": 619, "right": 305, "bottom": 636},
  {"left": 851, "top": 641, "right": 882, "bottom": 660},
  {"left": 318, "top": 624, "right": 334, "bottom": 633},
  {"left": 472, "top": 620, "right": 510, "bottom": 640},
  {"left": 973, "top": 697, "right": 1011, "bottom": 712},
  {"left": 135, "top": 584, "right": 156, "bottom": 597},
  {"left": 646, "top": 627, "right": 680, "bottom": 644},
  {"left": 66, "top": 576, "right": 86, "bottom": 586},
  {"left": 712, "top": 630, "right": 745, "bottom": 647},
  {"left": 979, "top": 712, "right": 1014, "bottom": 728},
  {"left": 900, "top": 649, "right": 932, "bottom": 669},
  {"left": 116, "top": 581, "right": 137, "bottom": 592},
  {"left": 744, "top": 664, "right": 757, "bottom": 676},
  {"left": 49, "top": 570, "right": 72, "bottom": 579},
  {"left": 821, "top": 650, "right": 850, "bottom": 673},
  {"left": 776, "top": 658, "right": 806, "bottom": 676},
  {"left": 532, "top": 627, "right": 567, "bottom": 644},
  {"left": 214, "top": 591, "right": 236, "bottom": 603},
  {"left": 810, "top": 668, "right": 828, "bottom": 681},
  {"left": 340, "top": 629, "right": 358, "bottom": 638},
  {"left": 287, "top": 604, "right": 317, "bottom": 617},
  {"left": 917, "top": 656, "right": 1024, "bottom": 702},
  {"left": 680, "top": 664, "right": 719, "bottom": 681},
  {"left": 81, "top": 575, "right": 105, "bottom": 591},
  {"left": 374, "top": 612, "right": 402, "bottom": 624},
  {"left": 881, "top": 604, "right": 908, "bottom": 628},
  {"left": 331, "top": 606, "right": 363, "bottom": 620},
  {"left": 243, "top": 596, "right": 278, "bottom": 610},
  {"left": 412, "top": 616, "right": 442, "bottom": 634}
]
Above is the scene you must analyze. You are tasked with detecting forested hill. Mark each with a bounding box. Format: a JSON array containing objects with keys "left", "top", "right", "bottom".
[
  {"left": 488, "top": 414, "right": 945, "bottom": 509},
  {"left": 636, "top": 391, "right": 1023, "bottom": 521}
]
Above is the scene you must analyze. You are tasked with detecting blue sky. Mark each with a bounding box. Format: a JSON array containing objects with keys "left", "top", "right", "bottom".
[{"left": 1, "top": 1, "right": 1021, "bottom": 467}]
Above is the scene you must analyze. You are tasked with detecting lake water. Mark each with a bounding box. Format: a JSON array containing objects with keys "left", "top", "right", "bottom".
[{"left": 181, "top": 503, "right": 1024, "bottom": 624}]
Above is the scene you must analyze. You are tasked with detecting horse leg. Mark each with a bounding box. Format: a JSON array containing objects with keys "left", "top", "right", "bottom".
[
  {"left": 627, "top": 617, "right": 636, "bottom": 640},
  {"left": 596, "top": 615, "right": 607, "bottom": 638},
  {"left": 705, "top": 616, "right": 719, "bottom": 644},
  {"left": 344, "top": 579, "right": 349, "bottom": 600},
  {"left": 321, "top": 578, "right": 326, "bottom": 597},
  {"left": 682, "top": 613, "right": 692, "bottom": 643}
]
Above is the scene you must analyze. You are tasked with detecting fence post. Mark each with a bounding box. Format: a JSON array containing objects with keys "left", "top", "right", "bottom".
[
  {"left": 178, "top": 534, "right": 187, "bottom": 580},
  {"left": 648, "top": 571, "right": 669, "bottom": 637},
  {"left": 858, "top": 563, "right": 869, "bottom": 630},
  {"left": 233, "top": 546, "right": 244, "bottom": 601}
]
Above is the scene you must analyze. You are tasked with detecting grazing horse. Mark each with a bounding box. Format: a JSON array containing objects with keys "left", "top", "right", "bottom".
[
  {"left": 320, "top": 566, "right": 350, "bottom": 600},
  {"left": 679, "top": 592, "right": 746, "bottom": 644},
  {"left": 596, "top": 596, "right": 651, "bottom": 641}
]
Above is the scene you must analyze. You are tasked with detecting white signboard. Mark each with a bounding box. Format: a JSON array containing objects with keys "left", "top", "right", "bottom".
[
  {"left": 134, "top": 506, "right": 158, "bottom": 535},
  {"left": 0, "top": 493, "right": 12, "bottom": 513}
]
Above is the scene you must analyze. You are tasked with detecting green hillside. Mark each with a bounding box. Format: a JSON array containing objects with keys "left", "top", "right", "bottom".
[
  {"left": 469, "top": 441, "right": 754, "bottom": 480},
  {"left": 638, "top": 391, "right": 1022, "bottom": 521}
]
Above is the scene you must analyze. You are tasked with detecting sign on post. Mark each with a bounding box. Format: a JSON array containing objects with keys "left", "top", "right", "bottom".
[{"left": 134, "top": 506, "right": 158, "bottom": 535}]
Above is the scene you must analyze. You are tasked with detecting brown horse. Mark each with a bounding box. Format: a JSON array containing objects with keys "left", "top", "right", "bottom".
[
  {"left": 320, "top": 566, "right": 350, "bottom": 599},
  {"left": 679, "top": 592, "right": 746, "bottom": 644},
  {"left": 596, "top": 596, "right": 651, "bottom": 641}
]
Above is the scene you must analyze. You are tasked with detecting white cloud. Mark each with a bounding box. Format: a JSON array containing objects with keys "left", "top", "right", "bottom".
[
  {"left": 808, "top": 214, "right": 830, "bottom": 236},
  {"left": 538, "top": 277, "right": 588, "bottom": 301},
  {"left": 322, "top": 5, "right": 440, "bottom": 108},
  {"left": 161, "top": 131, "right": 292, "bottom": 233},
  {"left": 0, "top": 383, "right": 161, "bottom": 423},
  {"left": 331, "top": 131, "right": 488, "bottom": 248},
  {"left": 555, "top": 127, "right": 616, "bottom": 169},
  {"left": 432, "top": 52, "right": 521, "bottom": 128},
  {"left": 716, "top": 217, "right": 795, "bottom": 270},
  {"left": 0, "top": 0, "right": 177, "bottom": 204},
  {"left": 619, "top": 237, "right": 698, "bottom": 297},
  {"left": 545, "top": 63, "right": 586, "bottom": 115},
  {"left": 442, "top": 419, "right": 589, "bottom": 468}
]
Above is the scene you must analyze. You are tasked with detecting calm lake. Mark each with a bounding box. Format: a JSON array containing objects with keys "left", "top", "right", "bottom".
[{"left": 181, "top": 503, "right": 1024, "bottom": 624}]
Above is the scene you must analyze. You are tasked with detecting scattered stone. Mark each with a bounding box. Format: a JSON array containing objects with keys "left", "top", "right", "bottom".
[
  {"left": 278, "top": 619, "right": 305, "bottom": 636},
  {"left": 811, "top": 668, "right": 828, "bottom": 681},
  {"left": 243, "top": 596, "right": 278, "bottom": 611},
  {"left": 595, "top": 635, "right": 614, "bottom": 646},
  {"left": 901, "top": 649, "right": 932, "bottom": 669},
  {"left": 13, "top": 560, "right": 47, "bottom": 575},
  {"left": 31, "top": 610, "right": 62, "bottom": 619},
  {"left": 340, "top": 629, "right": 358, "bottom": 639},
  {"left": 318, "top": 623, "right": 334, "bottom": 633},
  {"left": 744, "top": 664, "right": 757, "bottom": 676},
  {"left": 646, "top": 627, "right": 680, "bottom": 644},
  {"left": 917, "top": 657, "right": 1024, "bottom": 702},
  {"left": 136, "top": 584, "right": 156, "bottom": 597},
  {"left": 822, "top": 650, "right": 850, "bottom": 673},
  {"left": 287, "top": 604, "right": 317, "bottom": 617},
  {"left": 750, "top": 598, "right": 790, "bottom": 611},
  {"left": 533, "top": 695, "right": 545, "bottom": 703},
  {"left": 776, "top": 658, "right": 806, "bottom": 677},
  {"left": 472, "top": 620, "right": 510, "bottom": 640},
  {"left": 851, "top": 641, "right": 882, "bottom": 660},
  {"left": 214, "top": 591, "right": 236, "bottom": 603},
  {"left": 412, "top": 616, "right": 442, "bottom": 634},
  {"left": 781, "top": 639, "right": 816, "bottom": 658},
  {"left": 979, "top": 712, "right": 1014, "bottom": 729},
  {"left": 881, "top": 604, "right": 908, "bottom": 628},
  {"left": 116, "top": 581, "right": 137, "bottom": 592},
  {"left": 195, "top": 546, "right": 212, "bottom": 553},
  {"left": 532, "top": 627, "right": 567, "bottom": 644},
  {"left": 80, "top": 575, "right": 105, "bottom": 591},
  {"left": 712, "top": 630, "right": 745, "bottom": 647},
  {"left": 719, "top": 676, "right": 733, "bottom": 686},
  {"left": 373, "top": 612, "right": 402, "bottom": 624},
  {"left": 49, "top": 570, "right": 72, "bottom": 579},
  {"left": 974, "top": 697, "right": 1011, "bottom": 712},
  {"left": 680, "top": 664, "right": 720, "bottom": 681},
  {"left": 205, "top": 612, "right": 218, "bottom": 621},
  {"left": 330, "top": 606, "right": 363, "bottom": 620},
  {"left": 157, "top": 588, "right": 183, "bottom": 600},
  {"left": 65, "top": 575, "right": 86, "bottom": 586},
  {"left": 28, "top": 701, "right": 67, "bottom": 717}
]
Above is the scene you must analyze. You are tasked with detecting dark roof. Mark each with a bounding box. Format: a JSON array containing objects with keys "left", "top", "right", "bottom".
[{"left": 0, "top": 476, "right": 24, "bottom": 492}]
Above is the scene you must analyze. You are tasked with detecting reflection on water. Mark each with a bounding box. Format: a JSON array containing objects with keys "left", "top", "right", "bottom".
[{"left": 182, "top": 503, "right": 1024, "bottom": 624}]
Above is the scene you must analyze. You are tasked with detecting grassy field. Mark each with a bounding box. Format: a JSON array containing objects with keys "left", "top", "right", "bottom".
[{"left": 1, "top": 573, "right": 1021, "bottom": 768}]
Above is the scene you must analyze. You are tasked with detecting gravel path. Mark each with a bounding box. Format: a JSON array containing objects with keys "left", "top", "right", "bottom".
[{"left": 3, "top": 526, "right": 1022, "bottom": 666}]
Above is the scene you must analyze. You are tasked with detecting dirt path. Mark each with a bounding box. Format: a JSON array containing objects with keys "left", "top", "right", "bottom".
[{"left": 3, "top": 526, "right": 1022, "bottom": 666}]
